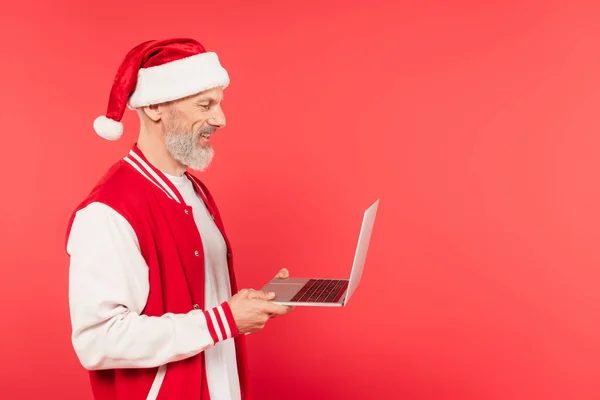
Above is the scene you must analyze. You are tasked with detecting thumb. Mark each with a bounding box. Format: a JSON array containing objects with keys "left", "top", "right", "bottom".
[{"left": 247, "top": 289, "right": 276, "bottom": 300}]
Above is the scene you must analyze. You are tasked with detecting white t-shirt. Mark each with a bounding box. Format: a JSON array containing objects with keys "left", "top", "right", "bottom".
[{"left": 163, "top": 172, "right": 241, "bottom": 400}]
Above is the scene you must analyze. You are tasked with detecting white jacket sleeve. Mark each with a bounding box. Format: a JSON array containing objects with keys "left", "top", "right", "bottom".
[{"left": 67, "top": 202, "right": 238, "bottom": 370}]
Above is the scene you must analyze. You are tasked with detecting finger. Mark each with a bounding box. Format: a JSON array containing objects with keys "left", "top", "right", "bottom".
[
  {"left": 263, "top": 302, "right": 292, "bottom": 316},
  {"left": 247, "top": 290, "right": 275, "bottom": 300},
  {"left": 268, "top": 305, "right": 294, "bottom": 318},
  {"left": 275, "top": 268, "right": 290, "bottom": 279}
]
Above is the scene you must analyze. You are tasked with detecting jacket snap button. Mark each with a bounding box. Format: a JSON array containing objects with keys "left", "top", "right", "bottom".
[
  {"left": 193, "top": 304, "right": 199, "bottom": 309},
  {"left": 194, "top": 250, "right": 200, "bottom": 256},
  {"left": 184, "top": 209, "right": 189, "bottom": 214}
]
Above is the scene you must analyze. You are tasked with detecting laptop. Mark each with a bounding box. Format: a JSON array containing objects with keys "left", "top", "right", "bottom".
[{"left": 261, "top": 199, "right": 379, "bottom": 307}]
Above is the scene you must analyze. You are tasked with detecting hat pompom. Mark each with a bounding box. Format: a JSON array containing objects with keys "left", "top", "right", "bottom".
[{"left": 93, "top": 115, "right": 123, "bottom": 141}]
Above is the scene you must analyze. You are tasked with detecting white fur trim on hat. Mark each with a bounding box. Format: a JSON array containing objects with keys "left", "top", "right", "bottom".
[
  {"left": 93, "top": 115, "right": 124, "bottom": 141},
  {"left": 127, "top": 52, "right": 230, "bottom": 109}
]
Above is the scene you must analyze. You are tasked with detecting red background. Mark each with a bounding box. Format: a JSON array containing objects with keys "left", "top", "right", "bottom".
[{"left": 1, "top": 0, "right": 599, "bottom": 399}]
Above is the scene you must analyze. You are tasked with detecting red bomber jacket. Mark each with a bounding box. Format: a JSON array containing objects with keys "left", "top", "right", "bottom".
[{"left": 65, "top": 144, "right": 249, "bottom": 400}]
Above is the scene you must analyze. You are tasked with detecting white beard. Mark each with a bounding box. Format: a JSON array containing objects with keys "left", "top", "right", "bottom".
[{"left": 164, "top": 127, "right": 215, "bottom": 171}]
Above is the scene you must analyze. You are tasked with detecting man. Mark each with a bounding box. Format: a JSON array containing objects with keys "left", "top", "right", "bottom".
[{"left": 65, "top": 38, "right": 292, "bottom": 400}]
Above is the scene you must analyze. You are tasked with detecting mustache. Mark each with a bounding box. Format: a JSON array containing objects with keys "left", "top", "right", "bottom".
[{"left": 197, "top": 126, "right": 217, "bottom": 135}]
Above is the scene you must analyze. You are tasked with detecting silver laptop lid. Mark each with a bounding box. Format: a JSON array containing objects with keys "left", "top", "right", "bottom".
[{"left": 343, "top": 199, "right": 379, "bottom": 305}]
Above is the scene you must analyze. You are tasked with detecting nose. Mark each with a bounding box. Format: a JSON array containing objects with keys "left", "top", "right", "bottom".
[{"left": 207, "top": 106, "right": 226, "bottom": 128}]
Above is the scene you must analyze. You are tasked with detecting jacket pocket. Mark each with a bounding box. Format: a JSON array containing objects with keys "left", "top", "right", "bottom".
[{"left": 146, "top": 364, "right": 167, "bottom": 400}]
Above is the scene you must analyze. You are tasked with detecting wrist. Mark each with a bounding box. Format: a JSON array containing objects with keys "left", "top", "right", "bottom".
[
  {"left": 220, "top": 301, "right": 239, "bottom": 337},
  {"left": 202, "top": 302, "right": 239, "bottom": 344}
]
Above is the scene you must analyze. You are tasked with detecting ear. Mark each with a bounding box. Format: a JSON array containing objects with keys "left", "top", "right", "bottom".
[{"left": 140, "top": 103, "right": 163, "bottom": 122}]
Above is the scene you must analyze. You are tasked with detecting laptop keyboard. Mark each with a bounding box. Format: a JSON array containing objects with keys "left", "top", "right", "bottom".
[{"left": 290, "top": 279, "right": 349, "bottom": 303}]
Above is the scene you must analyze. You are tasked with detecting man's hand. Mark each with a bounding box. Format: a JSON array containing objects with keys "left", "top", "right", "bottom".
[{"left": 227, "top": 289, "right": 292, "bottom": 335}]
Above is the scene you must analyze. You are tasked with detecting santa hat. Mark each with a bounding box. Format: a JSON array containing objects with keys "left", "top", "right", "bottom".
[{"left": 93, "top": 38, "right": 230, "bottom": 140}]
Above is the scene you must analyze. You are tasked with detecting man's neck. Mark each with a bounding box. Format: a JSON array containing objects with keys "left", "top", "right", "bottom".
[{"left": 136, "top": 132, "right": 187, "bottom": 177}]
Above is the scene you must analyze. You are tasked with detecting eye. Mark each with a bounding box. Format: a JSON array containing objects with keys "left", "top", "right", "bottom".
[{"left": 199, "top": 104, "right": 211, "bottom": 110}]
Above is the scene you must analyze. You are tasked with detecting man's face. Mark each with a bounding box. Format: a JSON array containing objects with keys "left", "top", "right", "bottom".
[{"left": 161, "top": 87, "right": 226, "bottom": 171}]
